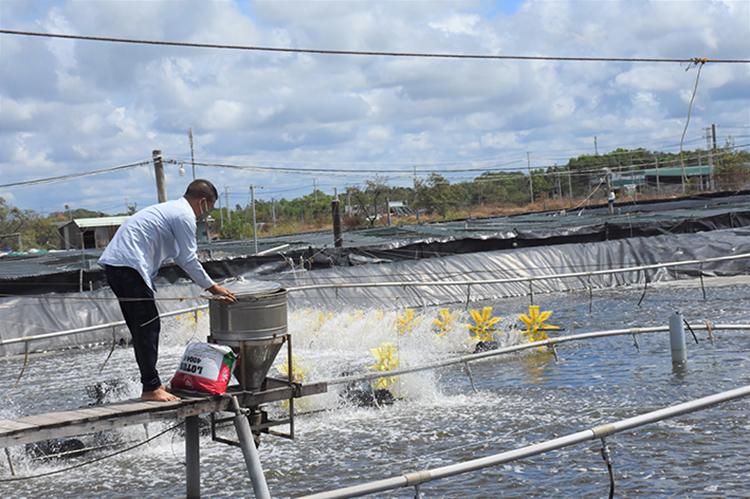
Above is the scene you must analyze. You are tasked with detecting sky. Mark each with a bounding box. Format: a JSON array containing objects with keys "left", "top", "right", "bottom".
[{"left": 0, "top": 0, "right": 748, "bottom": 216}]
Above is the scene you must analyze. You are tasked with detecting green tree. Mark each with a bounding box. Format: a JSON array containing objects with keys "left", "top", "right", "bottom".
[
  {"left": 0, "top": 198, "right": 62, "bottom": 251},
  {"left": 714, "top": 137, "right": 750, "bottom": 190},
  {"left": 418, "top": 173, "right": 460, "bottom": 217},
  {"left": 347, "top": 178, "right": 390, "bottom": 226}
]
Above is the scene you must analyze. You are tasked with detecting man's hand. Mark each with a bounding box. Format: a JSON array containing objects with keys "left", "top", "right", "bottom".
[{"left": 206, "top": 283, "right": 237, "bottom": 303}]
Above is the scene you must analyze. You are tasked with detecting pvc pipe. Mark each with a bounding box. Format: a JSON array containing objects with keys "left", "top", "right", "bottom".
[
  {"left": 231, "top": 397, "right": 271, "bottom": 499},
  {"left": 0, "top": 305, "right": 207, "bottom": 346},
  {"left": 297, "top": 384, "right": 750, "bottom": 499},
  {"left": 3, "top": 252, "right": 749, "bottom": 347},
  {"left": 669, "top": 312, "right": 687, "bottom": 365},
  {"left": 325, "top": 324, "right": 750, "bottom": 387},
  {"left": 286, "top": 252, "right": 750, "bottom": 293}
]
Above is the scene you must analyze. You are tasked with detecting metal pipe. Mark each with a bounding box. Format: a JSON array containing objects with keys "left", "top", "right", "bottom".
[
  {"left": 185, "top": 415, "right": 201, "bottom": 499},
  {"left": 256, "top": 243, "right": 290, "bottom": 256},
  {"left": 324, "top": 324, "right": 750, "bottom": 386},
  {"left": 286, "top": 252, "right": 750, "bottom": 293},
  {"left": 296, "top": 384, "right": 750, "bottom": 499},
  {"left": 2, "top": 252, "right": 749, "bottom": 348},
  {"left": 251, "top": 185, "right": 258, "bottom": 255},
  {"left": 0, "top": 305, "right": 207, "bottom": 347},
  {"left": 230, "top": 396, "right": 271, "bottom": 499}
]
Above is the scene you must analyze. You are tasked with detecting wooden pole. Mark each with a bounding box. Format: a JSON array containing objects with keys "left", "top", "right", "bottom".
[
  {"left": 153, "top": 150, "right": 167, "bottom": 203},
  {"left": 332, "top": 188, "right": 342, "bottom": 248}
]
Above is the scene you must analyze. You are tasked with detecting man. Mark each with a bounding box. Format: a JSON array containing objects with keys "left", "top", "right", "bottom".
[{"left": 99, "top": 179, "right": 236, "bottom": 402}]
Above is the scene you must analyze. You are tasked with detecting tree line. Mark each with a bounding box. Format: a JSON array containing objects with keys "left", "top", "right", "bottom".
[{"left": 2, "top": 141, "right": 748, "bottom": 251}]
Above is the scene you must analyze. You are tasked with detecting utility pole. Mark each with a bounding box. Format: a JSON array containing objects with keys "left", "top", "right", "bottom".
[
  {"left": 188, "top": 128, "right": 196, "bottom": 180},
  {"left": 711, "top": 124, "right": 717, "bottom": 152},
  {"left": 655, "top": 156, "right": 661, "bottom": 199},
  {"left": 594, "top": 136, "right": 598, "bottom": 155},
  {"left": 567, "top": 168, "right": 573, "bottom": 209},
  {"left": 250, "top": 185, "right": 258, "bottom": 255},
  {"left": 153, "top": 150, "right": 167, "bottom": 203},
  {"left": 413, "top": 165, "right": 420, "bottom": 223},
  {"left": 527, "top": 152, "right": 534, "bottom": 205},
  {"left": 708, "top": 125, "right": 716, "bottom": 191},
  {"left": 218, "top": 196, "right": 223, "bottom": 227},
  {"left": 313, "top": 179, "right": 317, "bottom": 203},
  {"left": 386, "top": 197, "right": 391, "bottom": 227},
  {"left": 605, "top": 168, "right": 614, "bottom": 215},
  {"left": 332, "top": 187, "right": 342, "bottom": 247},
  {"left": 271, "top": 197, "right": 276, "bottom": 229},
  {"left": 224, "top": 187, "right": 231, "bottom": 223}
]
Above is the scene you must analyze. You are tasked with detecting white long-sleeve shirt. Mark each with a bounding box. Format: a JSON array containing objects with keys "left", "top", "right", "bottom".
[{"left": 99, "top": 197, "right": 214, "bottom": 291}]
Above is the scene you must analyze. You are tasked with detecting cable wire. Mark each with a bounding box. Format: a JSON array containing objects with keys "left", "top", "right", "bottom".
[
  {"left": 2, "top": 30, "right": 748, "bottom": 64},
  {"left": 0, "top": 421, "right": 184, "bottom": 483},
  {"left": 0, "top": 160, "right": 152, "bottom": 189}
]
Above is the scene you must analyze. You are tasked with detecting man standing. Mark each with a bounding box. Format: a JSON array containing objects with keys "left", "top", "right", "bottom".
[{"left": 99, "top": 179, "right": 236, "bottom": 401}]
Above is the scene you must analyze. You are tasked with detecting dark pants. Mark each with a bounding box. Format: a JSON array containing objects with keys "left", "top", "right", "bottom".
[{"left": 105, "top": 265, "right": 162, "bottom": 392}]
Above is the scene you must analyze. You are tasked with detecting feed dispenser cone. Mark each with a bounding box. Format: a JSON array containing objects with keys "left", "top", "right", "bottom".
[{"left": 208, "top": 281, "right": 288, "bottom": 392}]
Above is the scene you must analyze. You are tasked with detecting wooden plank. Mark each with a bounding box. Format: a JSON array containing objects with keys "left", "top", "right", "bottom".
[
  {"left": 0, "top": 380, "right": 328, "bottom": 449},
  {"left": 0, "top": 420, "right": 38, "bottom": 432}
]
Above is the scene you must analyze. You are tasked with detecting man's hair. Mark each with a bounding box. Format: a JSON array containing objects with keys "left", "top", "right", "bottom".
[{"left": 184, "top": 179, "right": 218, "bottom": 201}]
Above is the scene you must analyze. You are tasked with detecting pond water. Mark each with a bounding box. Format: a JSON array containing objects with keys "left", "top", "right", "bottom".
[{"left": 1, "top": 277, "right": 749, "bottom": 498}]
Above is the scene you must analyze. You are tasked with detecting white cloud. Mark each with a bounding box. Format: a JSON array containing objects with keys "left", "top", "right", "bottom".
[
  {"left": 12, "top": 134, "right": 55, "bottom": 169},
  {"left": 0, "top": 97, "right": 38, "bottom": 123},
  {"left": 401, "top": 132, "right": 433, "bottom": 151},
  {"left": 0, "top": 0, "right": 747, "bottom": 212},
  {"left": 429, "top": 14, "right": 481, "bottom": 36}
]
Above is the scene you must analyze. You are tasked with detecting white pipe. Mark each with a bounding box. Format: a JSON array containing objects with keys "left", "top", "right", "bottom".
[
  {"left": 325, "top": 324, "right": 750, "bottom": 386},
  {"left": 2, "top": 251, "right": 748, "bottom": 348},
  {"left": 669, "top": 312, "right": 687, "bottom": 365},
  {"left": 257, "top": 243, "right": 290, "bottom": 256},
  {"left": 0, "top": 305, "right": 207, "bottom": 347},
  {"left": 286, "top": 252, "right": 750, "bottom": 293},
  {"left": 297, "top": 384, "right": 750, "bottom": 499}
]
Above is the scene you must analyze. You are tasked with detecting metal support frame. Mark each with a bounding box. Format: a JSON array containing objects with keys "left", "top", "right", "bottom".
[
  {"left": 210, "top": 333, "right": 297, "bottom": 446},
  {"left": 231, "top": 396, "right": 272, "bottom": 499},
  {"left": 185, "top": 415, "right": 200, "bottom": 499}
]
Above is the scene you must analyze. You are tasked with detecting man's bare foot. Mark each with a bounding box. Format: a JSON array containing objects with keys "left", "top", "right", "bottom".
[{"left": 142, "top": 386, "right": 180, "bottom": 402}]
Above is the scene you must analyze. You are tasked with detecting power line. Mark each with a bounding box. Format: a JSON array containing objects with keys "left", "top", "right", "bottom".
[
  {"left": 1, "top": 30, "right": 748, "bottom": 64},
  {"left": 0, "top": 160, "right": 152, "bottom": 189}
]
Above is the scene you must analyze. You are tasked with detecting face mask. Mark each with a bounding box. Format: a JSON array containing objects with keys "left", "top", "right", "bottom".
[{"left": 197, "top": 198, "right": 212, "bottom": 221}]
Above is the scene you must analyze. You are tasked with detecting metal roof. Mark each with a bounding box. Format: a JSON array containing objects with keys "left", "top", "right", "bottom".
[{"left": 72, "top": 216, "right": 130, "bottom": 228}]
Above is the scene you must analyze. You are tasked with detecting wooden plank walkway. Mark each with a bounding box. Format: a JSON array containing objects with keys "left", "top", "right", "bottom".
[{"left": 0, "top": 379, "right": 327, "bottom": 449}]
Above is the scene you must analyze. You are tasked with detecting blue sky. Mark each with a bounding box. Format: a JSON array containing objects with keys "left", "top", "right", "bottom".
[{"left": 0, "top": 0, "right": 748, "bottom": 215}]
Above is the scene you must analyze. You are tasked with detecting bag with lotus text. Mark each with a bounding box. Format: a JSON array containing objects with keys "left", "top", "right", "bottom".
[{"left": 170, "top": 342, "right": 237, "bottom": 395}]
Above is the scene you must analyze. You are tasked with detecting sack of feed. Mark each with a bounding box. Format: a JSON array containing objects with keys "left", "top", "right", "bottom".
[{"left": 170, "top": 342, "right": 237, "bottom": 394}]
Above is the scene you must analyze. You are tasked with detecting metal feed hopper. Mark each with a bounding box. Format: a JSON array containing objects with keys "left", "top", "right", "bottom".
[{"left": 208, "top": 280, "right": 288, "bottom": 392}]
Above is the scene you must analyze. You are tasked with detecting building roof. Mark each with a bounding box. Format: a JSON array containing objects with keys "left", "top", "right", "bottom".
[
  {"left": 642, "top": 166, "right": 711, "bottom": 177},
  {"left": 72, "top": 216, "right": 130, "bottom": 228}
]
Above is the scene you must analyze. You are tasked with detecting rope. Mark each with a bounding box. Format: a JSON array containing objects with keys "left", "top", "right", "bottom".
[{"left": 679, "top": 60, "right": 705, "bottom": 186}]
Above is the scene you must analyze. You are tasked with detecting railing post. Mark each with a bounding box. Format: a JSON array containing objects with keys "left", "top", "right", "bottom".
[{"left": 669, "top": 312, "right": 687, "bottom": 366}]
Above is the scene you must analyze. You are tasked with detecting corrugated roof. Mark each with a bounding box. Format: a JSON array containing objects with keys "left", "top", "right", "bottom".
[{"left": 73, "top": 216, "right": 130, "bottom": 228}]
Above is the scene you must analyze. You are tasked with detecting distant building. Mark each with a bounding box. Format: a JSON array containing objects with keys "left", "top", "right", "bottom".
[
  {"left": 388, "top": 201, "right": 415, "bottom": 217},
  {"left": 56, "top": 216, "right": 130, "bottom": 250}
]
